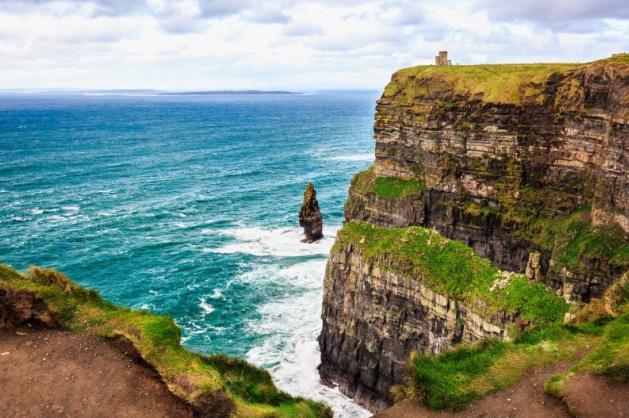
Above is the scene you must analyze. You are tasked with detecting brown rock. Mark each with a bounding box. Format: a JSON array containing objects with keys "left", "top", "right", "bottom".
[
  {"left": 299, "top": 182, "right": 323, "bottom": 243},
  {"left": 346, "top": 58, "right": 629, "bottom": 302},
  {"left": 0, "top": 288, "right": 58, "bottom": 328}
]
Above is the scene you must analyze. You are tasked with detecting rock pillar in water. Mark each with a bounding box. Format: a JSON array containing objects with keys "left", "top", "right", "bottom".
[{"left": 299, "top": 182, "right": 323, "bottom": 243}]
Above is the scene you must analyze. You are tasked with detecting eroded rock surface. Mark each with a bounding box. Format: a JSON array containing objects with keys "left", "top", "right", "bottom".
[
  {"left": 0, "top": 288, "right": 58, "bottom": 328},
  {"left": 299, "top": 182, "right": 323, "bottom": 243},
  {"left": 347, "top": 58, "right": 629, "bottom": 302},
  {"left": 319, "top": 244, "right": 512, "bottom": 410}
]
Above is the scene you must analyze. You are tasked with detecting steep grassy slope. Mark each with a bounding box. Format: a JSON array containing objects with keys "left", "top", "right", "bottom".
[
  {"left": 334, "top": 220, "right": 568, "bottom": 323},
  {"left": 0, "top": 264, "right": 331, "bottom": 418}
]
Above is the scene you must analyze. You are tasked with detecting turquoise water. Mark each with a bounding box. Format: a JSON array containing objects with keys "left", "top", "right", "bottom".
[{"left": 0, "top": 91, "right": 377, "bottom": 417}]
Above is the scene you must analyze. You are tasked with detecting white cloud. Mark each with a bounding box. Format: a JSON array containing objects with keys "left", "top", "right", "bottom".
[{"left": 0, "top": 0, "right": 626, "bottom": 90}]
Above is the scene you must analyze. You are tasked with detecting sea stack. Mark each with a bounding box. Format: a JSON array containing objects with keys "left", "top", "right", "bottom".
[{"left": 299, "top": 182, "right": 323, "bottom": 243}]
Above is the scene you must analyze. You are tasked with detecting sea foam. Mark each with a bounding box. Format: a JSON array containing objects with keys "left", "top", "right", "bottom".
[
  {"left": 199, "top": 297, "right": 215, "bottom": 315},
  {"left": 213, "top": 225, "right": 338, "bottom": 257},
  {"left": 239, "top": 259, "right": 371, "bottom": 418},
  {"left": 327, "top": 153, "right": 374, "bottom": 162}
]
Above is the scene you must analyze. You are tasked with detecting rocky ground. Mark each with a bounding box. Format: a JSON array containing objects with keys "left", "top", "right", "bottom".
[{"left": 0, "top": 327, "right": 193, "bottom": 418}]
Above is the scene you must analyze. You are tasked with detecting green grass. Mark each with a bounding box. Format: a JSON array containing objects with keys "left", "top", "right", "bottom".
[
  {"left": 542, "top": 273, "right": 629, "bottom": 398},
  {"left": 578, "top": 312, "right": 629, "bottom": 380},
  {"left": 399, "top": 272, "right": 629, "bottom": 410},
  {"left": 542, "top": 312, "right": 629, "bottom": 399},
  {"left": 333, "top": 220, "right": 568, "bottom": 323},
  {"left": 401, "top": 323, "right": 604, "bottom": 410},
  {"left": 350, "top": 166, "right": 424, "bottom": 200},
  {"left": 604, "top": 53, "right": 629, "bottom": 64},
  {"left": 0, "top": 264, "right": 332, "bottom": 418},
  {"left": 549, "top": 210, "right": 629, "bottom": 270},
  {"left": 382, "top": 56, "right": 628, "bottom": 105},
  {"left": 374, "top": 177, "right": 425, "bottom": 199},
  {"left": 383, "top": 63, "right": 581, "bottom": 105}
]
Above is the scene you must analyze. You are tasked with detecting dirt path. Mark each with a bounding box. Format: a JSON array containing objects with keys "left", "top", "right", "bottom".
[
  {"left": 563, "top": 373, "right": 628, "bottom": 418},
  {"left": 375, "top": 362, "right": 572, "bottom": 418},
  {"left": 0, "top": 327, "right": 193, "bottom": 418}
]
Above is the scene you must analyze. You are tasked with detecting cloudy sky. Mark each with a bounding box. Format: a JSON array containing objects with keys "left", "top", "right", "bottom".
[{"left": 0, "top": 0, "right": 627, "bottom": 90}]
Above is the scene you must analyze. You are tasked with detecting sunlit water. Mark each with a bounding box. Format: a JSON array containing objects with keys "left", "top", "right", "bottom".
[{"left": 0, "top": 91, "right": 378, "bottom": 417}]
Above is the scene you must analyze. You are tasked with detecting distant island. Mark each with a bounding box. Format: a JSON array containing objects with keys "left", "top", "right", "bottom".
[
  {"left": 0, "top": 89, "right": 299, "bottom": 95},
  {"left": 159, "top": 90, "right": 298, "bottom": 95}
]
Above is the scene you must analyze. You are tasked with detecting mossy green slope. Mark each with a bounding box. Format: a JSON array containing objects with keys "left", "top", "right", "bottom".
[
  {"left": 333, "top": 220, "right": 568, "bottom": 323},
  {"left": 400, "top": 322, "right": 604, "bottom": 410},
  {"left": 350, "top": 166, "right": 424, "bottom": 200},
  {"left": 0, "top": 264, "right": 332, "bottom": 418},
  {"left": 544, "top": 275, "right": 629, "bottom": 397}
]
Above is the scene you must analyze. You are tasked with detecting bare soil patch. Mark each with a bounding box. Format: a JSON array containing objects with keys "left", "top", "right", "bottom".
[
  {"left": 0, "top": 327, "right": 194, "bottom": 418},
  {"left": 562, "top": 373, "right": 628, "bottom": 418}
]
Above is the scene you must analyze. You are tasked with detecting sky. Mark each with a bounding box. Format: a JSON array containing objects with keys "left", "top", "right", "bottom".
[{"left": 0, "top": 0, "right": 627, "bottom": 90}]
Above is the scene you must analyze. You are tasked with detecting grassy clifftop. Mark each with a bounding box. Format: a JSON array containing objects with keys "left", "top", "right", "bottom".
[
  {"left": 0, "top": 264, "right": 331, "bottom": 418},
  {"left": 382, "top": 54, "right": 628, "bottom": 105}
]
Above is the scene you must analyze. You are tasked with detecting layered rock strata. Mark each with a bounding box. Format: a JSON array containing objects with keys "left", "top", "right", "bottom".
[
  {"left": 319, "top": 244, "right": 511, "bottom": 410},
  {"left": 320, "top": 56, "right": 629, "bottom": 411},
  {"left": 346, "top": 57, "right": 629, "bottom": 302}
]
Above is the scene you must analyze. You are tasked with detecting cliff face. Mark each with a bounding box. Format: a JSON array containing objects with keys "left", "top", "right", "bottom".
[
  {"left": 320, "top": 56, "right": 629, "bottom": 411},
  {"left": 347, "top": 57, "right": 629, "bottom": 302},
  {"left": 319, "top": 243, "right": 513, "bottom": 410}
]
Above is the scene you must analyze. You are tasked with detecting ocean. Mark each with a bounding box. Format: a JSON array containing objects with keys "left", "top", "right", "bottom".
[{"left": 0, "top": 91, "right": 378, "bottom": 417}]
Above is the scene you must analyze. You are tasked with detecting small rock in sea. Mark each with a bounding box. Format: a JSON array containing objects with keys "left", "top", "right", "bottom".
[{"left": 299, "top": 182, "right": 323, "bottom": 243}]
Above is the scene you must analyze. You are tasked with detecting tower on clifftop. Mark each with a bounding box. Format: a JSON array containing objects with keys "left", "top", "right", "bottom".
[{"left": 435, "top": 51, "right": 452, "bottom": 66}]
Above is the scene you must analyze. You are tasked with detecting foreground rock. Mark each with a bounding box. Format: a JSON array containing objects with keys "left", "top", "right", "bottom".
[{"left": 299, "top": 182, "right": 323, "bottom": 243}]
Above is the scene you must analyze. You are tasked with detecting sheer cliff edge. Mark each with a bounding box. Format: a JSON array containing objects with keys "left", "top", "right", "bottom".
[{"left": 319, "top": 55, "right": 629, "bottom": 412}]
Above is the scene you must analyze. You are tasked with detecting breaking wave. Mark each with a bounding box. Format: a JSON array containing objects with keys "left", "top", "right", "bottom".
[
  {"left": 213, "top": 225, "right": 339, "bottom": 257},
  {"left": 235, "top": 259, "right": 370, "bottom": 418}
]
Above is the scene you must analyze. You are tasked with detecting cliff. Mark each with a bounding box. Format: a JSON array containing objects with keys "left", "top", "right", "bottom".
[
  {"left": 0, "top": 265, "right": 332, "bottom": 418},
  {"left": 320, "top": 55, "right": 629, "bottom": 412}
]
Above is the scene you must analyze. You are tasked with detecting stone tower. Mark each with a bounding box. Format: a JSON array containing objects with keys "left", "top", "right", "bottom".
[{"left": 435, "top": 51, "right": 452, "bottom": 66}]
